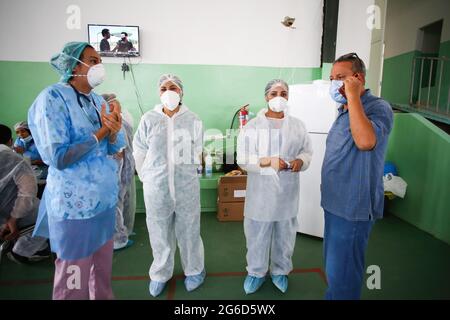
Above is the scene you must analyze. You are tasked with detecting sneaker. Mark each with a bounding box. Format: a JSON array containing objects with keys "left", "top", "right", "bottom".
[
  {"left": 7, "top": 247, "right": 51, "bottom": 264},
  {"left": 28, "top": 247, "right": 52, "bottom": 262},
  {"left": 7, "top": 251, "right": 30, "bottom": 264}
]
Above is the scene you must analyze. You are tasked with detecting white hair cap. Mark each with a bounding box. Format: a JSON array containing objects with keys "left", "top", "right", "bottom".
[
  {"left": 158, "top": 74, "right": 184, "bottom": 99},
  {"left": 264, "top": 79, "right": 289, "bottom": 97}
]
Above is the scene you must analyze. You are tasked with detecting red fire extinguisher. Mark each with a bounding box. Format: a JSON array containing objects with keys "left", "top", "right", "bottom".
[{"left": 239, "top": 105, "right": 249, "bottom": 128}]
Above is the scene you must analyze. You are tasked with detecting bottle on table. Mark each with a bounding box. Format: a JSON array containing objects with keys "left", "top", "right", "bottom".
[{"left": 205, "top": 153, "right": 213, "bottom": 177}]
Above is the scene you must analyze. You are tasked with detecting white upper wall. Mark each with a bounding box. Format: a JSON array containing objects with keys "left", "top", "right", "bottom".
[
  {"left": 0, "top": 0, "right": 324, "bottom": 68},
  {"left": 384, "top": 0, "right": 450, "bottom": 59},
  {"left": 335, "top": 0, "right": 375, "bottom": 64}
]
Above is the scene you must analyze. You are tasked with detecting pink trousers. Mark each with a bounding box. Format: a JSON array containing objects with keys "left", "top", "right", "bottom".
[{"left": 52, "top": 240, "right": 114, "bottom": 300}]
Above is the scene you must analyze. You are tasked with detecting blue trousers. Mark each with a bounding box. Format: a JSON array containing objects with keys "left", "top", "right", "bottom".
[{"left": 323, "top": 210, "right": 374, "bottom": 300}]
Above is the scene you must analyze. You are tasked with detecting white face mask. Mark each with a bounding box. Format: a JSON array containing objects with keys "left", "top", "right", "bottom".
[
  {"left": 21, "top": 135, "right": 33, "bottom": 143},
  {"left": 84, "top": 63, "right": 106, "bottom": 88},
  {"left": 67, "top": 53, "right": 106, "bottom": 88},
  {"left": 161, "top": 90, "right": 181, "bottom": 111},
  {"left": 268, "top": 96, "right": 288, "bottom": 112}
]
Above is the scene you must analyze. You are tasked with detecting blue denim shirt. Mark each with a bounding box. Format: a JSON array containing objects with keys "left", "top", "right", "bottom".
[{"left": 321, "top": 90, "right": 393, "bottom": 221}]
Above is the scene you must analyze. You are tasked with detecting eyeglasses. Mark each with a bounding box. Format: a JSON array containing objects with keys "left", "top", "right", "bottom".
[
  {"left": 341, "top": 52, "right": 360, "bottom": 60},
  {"left": 335, "top": 52, "right": 366, "bottom": 74}
]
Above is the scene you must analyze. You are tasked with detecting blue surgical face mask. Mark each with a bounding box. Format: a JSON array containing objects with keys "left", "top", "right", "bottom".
[{"left": 329, "top": 80, "right": 347, "bottom": 105}]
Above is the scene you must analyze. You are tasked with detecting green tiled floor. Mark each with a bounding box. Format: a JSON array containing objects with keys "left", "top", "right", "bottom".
[{"left": 1, "top": 212, "right": 449, "bottom": 300}]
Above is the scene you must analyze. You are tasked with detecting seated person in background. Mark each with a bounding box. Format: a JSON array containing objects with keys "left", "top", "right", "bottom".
[
  {"left": 0, "top": 124, "right": 50, "bottom": 264},
  {"left": 13, "top": 121, "right": 44, "bottom": 165},
  {"left": 13, "top": 121, "right": 48, "bottom": 180}
]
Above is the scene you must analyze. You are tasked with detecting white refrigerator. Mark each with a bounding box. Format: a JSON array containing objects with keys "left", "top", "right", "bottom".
[{"left": 288, "top": 80, "right": 337, "bottom": 238}]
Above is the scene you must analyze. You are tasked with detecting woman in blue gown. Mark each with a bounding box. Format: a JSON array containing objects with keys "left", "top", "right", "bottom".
[{"left": 28, "top": 42, "right": 125, "bottom": 300}]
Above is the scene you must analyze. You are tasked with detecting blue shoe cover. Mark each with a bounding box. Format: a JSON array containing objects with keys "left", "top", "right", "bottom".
[
  {"left": 149, "top": 280, "right": 167, "bottom": 297},
  {"left": 271, "top": 275, "right": 288, "bottom": 293},
  {"left": 243, "top": 275, "right": 266, "bottom": 294},
  {"left": 114, "top": 239, "right": 134, "bottom": 251},
  {"left": 185, "top": 269, "right": 206, "bottom": 292}
]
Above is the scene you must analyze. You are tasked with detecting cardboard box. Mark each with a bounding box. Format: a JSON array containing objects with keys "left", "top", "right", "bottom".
[
  {"left": 217, "top": 201, "right": 245, "bottom": 222},
  {"left": 217, "top": 175, "right": 247, "bottom": 203}
]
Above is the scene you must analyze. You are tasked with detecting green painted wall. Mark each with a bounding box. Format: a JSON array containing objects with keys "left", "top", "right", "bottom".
[
  {"left": 381, "top": 40, "right": 450, "bottom": 111},
  {"left": 321, "top": 63, "right": 333, "bottom": 81},
  {"left": 0, "top": 61, "right": 321, "bottom": 132},
  {"left": 386, "top": 113, "right": 450, "bottom": 245},
  {"left": 381, "top": 50, "right": 420, "bottom": 105}
]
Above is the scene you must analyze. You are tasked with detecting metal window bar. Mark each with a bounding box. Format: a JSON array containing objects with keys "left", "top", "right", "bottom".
[
  {"left": 410, "top": 56, "right": 450, "bottom": 116},
  {"left": 409, "top": 58, "right": 417, "bottom": 106},
  {"left": 418, "top": 57, "right": 424, "bottom": 105},
  {"left": 436, "top": 60, "right": 444, "bottom": 112},
  {"left": 426, "top": 59, "right": 433, "bottom": 108}
]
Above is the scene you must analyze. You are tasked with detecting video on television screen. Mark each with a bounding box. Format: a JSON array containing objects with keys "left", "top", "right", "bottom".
[{"left": 88, "top": 24, "right": 140, "bottom": 57}]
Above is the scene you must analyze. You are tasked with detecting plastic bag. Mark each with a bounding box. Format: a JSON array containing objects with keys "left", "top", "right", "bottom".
[{"left": 383, "top": 173, "right": 407, "bottom": 198}]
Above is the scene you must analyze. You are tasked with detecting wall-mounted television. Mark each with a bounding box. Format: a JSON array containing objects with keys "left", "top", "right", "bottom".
[{"left": 88, "top": 24, "right": 140, "bottom": 57}]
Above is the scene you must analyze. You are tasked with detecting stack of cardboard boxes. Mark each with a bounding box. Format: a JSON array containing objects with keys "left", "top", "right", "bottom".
[{"left": 216, "top": 175, "right": 247, "bottom": 221}]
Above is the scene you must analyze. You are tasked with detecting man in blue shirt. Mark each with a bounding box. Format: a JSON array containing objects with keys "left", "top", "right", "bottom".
[{"left": 321, "top": 53, "right": 393, "bottom": 299}]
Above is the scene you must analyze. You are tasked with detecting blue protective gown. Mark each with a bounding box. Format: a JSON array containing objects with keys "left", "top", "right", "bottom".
[{"left": 28, "top": 82, "right": 125, "bottom": 260}]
